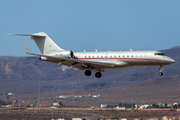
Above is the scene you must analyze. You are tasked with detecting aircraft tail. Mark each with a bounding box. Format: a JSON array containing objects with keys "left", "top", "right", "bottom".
[{"left": 9, "top": 32, "right": 64, "bottom": 55}]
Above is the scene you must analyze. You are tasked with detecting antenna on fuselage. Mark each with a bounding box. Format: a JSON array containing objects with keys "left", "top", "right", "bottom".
[
  {"left": 130, "top": 49, "right": 132, "bottom": 51},
  {"left": 95, "top": 49, "right": 98, "bottom": 52},
  {"left": 84, "top": 50, "right": 86, "bottom": 52}
]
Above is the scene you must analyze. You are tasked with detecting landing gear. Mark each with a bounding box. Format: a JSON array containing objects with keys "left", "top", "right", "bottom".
[
  {"left": 159, "top": 72, "right": 163, "bottom": 76},
  {"left": 95, "top": 72, "right": 102, "bottom": 78},
  {"left": 159, "top": 66, "right": 163, "bottom": 76},
  {"left": 85, "top": 70, "right": 91, "bottom": 76},
  {"left": 84, "top": 70, "right": 102, "bottom": 78}
]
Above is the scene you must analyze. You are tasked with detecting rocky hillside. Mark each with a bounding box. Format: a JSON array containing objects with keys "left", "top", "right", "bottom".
[
  {"left": 0, "top": 57, "right": 80, "bottom": 80},
  {"left": 0, "top": 47, "right": 179, "bottom": 94}
]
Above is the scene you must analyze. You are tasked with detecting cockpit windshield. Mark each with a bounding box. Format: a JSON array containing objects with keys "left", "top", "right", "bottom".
[{"left": 154, "top": 53, "right": 165, "bottom": 56}]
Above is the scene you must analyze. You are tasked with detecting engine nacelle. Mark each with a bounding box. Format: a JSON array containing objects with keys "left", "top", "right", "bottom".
[
  {"left": 39, "top": 51, "right": 76, "bottom": 61},
  {"left": 39, "top": 57, "right": 48, "bottom": 61},
  {"left": 55, "top": 50, "right": 76, "bottom": 58}
]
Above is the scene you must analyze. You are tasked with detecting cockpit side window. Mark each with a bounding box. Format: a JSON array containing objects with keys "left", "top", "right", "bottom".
[{"left": 154, "top": 53, "right": 165, "bottom": 56}]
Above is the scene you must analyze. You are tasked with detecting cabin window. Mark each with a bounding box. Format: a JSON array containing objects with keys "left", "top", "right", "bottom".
[
  {"left": 127, "top": 55, "right": 129, "bottom": 57},
  {"left": 119, "top": 55, "right": 120, "bottom": 58},
  {"left": 123, "top": 55, "right": 125, "bottom": 58},
  {"left": 131, "top": 55, "right": 133, "bottom": 57},
  {"left": 89, "top": 56, "right": 91, "bottom": 58},
  {"left": 85, "top": 56, "right": 86, "bottom": 58},
  {"left": 101, "top": 56, "right": 103, "bottom": 58},
  {"left": 110, "top": 55, "right": 112, "bottom": 58},
  {"left": 114, "top": 55, "right": 116, "bottom": 58},
  {"left": 97, "top": 56, "right": 99, "bottom": 58},
  {"left": 92, "top": 56, "right": 94, "bottom": 58}
]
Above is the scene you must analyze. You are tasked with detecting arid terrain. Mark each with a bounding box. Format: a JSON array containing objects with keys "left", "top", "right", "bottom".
[
  {"left": 0, "top": 47, "right": 180, "bottom": 119},
  {"left": 0, "top": 107, "right": 180, "bottom": 120}
]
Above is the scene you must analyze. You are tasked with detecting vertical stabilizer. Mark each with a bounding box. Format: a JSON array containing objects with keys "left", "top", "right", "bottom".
[{"left": 31, "top": 32, "right": 64, "bottom": 55}]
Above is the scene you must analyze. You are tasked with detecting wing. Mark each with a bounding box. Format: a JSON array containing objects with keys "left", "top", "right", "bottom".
[{"left": 23, "top": 45, "right": 129, "bottom": 71}]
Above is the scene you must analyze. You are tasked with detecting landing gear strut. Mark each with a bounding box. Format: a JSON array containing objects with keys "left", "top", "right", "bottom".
[
  {"left": 95, "top": 72, "right": 102, "bottom": 78},
  {"left": 85, "top": 70, "right": 91, "bottom": 76},
  {"left": 159, "top": 66, "right": 163, "bottom": 76}
]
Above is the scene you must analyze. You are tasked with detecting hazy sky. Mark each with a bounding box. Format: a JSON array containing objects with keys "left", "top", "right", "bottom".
[{"left": 1, "top": 0, "right": 180, "bottom": 56}]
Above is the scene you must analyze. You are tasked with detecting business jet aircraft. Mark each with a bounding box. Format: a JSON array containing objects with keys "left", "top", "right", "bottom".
[{"left": 10, "top": 32, "right": 175, "bottom": 78}]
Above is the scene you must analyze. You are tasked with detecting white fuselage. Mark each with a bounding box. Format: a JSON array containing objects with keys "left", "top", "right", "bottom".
[{"left": 52, "top": 50, "right": 175, "bottom": 71}]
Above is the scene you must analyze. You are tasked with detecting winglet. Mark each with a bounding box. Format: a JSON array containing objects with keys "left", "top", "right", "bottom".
[{"left": 23, "top": 45, "right": 33, "bottom": 54}]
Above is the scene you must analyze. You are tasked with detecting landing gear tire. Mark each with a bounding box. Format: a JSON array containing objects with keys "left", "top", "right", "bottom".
[
  {"left": 95, "top": 72, "right": 102, "bottom": 78},
  {"left": 159, "top": 72, "right": 163, "bottom": 76},
  {"left": 85, "top": 70, "right": 91, "bottom": 76}
]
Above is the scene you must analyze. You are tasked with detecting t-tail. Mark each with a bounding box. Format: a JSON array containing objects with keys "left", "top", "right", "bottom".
[
  {"left": 9, "top": 32, "right": 66, "bottom": 55},
  {"left": 31, "top": 32, "right": 65, "bottom": 55}
]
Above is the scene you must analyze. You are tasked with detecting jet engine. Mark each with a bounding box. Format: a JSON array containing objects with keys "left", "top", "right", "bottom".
[
  {"left": 54, "top": 50, "right": 76, "bottom": 59},
  {"left": 39, "top": 57, "right": 48, "bottom": 61},
  {"left": 39, "top": 50, "right": 76, "bottom": 60}
]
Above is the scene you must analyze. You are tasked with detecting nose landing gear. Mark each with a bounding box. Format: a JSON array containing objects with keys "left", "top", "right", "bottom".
[
  {"left": 159, "top": 66, "right": 163, "bottom": 76},
  {"left": 159, "top": 72, "right": 163, "bottom": 76}
]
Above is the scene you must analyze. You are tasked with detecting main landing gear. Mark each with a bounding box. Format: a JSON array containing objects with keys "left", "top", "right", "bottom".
[
  {"left": 95, "top": 72, "right": 102, "bottom": 78},
  {"left": 85, "top": 70, "right": 91, "bottom": 76},
  {"left": 159, "top": 66, "right": 163, "bottom": 76},
  {"left": 84, "top": 70, "right": 102, "bottom": 78}
]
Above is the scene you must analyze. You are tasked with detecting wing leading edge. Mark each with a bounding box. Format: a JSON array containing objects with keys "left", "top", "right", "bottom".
[{"left": 23, "top": 45, "right": 129, "bottom": 71}]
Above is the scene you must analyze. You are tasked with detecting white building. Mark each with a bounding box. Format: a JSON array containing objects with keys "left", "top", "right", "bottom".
[
  {"left": 115, "top": 106, "right": 125, "bottom": 110},
  {"left": 53, "top": 102, "right": 59, "bottom": 106},
  {"left": 72, "top": 118, "right": 82, "bottom": 120},
  {"left": 92, "top": 94, "right": 100, "bottom": 97},
  {"left": 139, "top": 104, "right": 149, "bottom": 109},
  {"left": 8, "top": 93, "right": 14, "bottom": 95},
  {"left": 101, "top": 104, "right": 107, "bottom": 108}
]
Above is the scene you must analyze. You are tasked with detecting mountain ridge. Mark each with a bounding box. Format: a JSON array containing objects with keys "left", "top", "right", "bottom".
[{"left": 0, "top": 47, "right": 179, "bottom": 95}]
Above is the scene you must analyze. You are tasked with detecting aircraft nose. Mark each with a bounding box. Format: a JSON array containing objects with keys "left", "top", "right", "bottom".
[
  {"left": 169, "top": 59, "right": 175, "bottom": 64},
  {"left": 164, "top": 58, "right": 175, "bottom": 65},
  {"left": 171, "top": 59, "right": 175, "bottom": 63}
]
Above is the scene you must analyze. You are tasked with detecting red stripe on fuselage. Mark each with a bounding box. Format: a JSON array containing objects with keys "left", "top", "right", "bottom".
[{"left": 78, "top": 58, "right": 165, "bottom": 62}]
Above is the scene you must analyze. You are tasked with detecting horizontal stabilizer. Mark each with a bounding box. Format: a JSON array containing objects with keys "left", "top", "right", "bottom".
[{"left": 7, "top": 34, "right": 46, "bottom": 37}]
